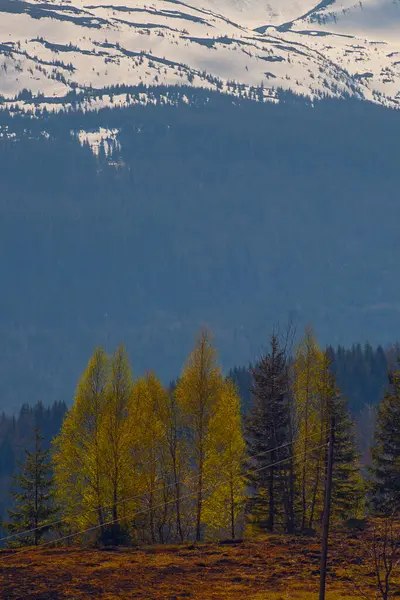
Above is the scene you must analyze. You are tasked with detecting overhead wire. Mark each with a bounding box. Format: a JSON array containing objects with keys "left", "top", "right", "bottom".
[
  {"left": 0, "top": 439, "right": 329, "bottom": 563},
  {"left": 0, "top": 430, "right": 324, "bottom": 545}
]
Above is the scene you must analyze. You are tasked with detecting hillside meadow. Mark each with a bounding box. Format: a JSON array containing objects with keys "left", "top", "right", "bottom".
[{"left": 1, "top": 528, "right": 398, "bottom": 600}]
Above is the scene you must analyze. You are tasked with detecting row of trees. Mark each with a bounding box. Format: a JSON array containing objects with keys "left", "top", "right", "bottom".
[
  {"left": 2, "top": 325, "right": 399, "bottom": 547},
  {"left": 53, "top": 329, "right": 246, "bottom": 544}
]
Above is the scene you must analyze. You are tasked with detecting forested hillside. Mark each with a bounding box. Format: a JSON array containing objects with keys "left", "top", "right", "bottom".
[{"left": 1, "top": 89, "right": 400, "bottom": 413}]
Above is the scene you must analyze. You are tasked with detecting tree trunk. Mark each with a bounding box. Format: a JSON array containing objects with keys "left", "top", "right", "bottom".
[
  {"left": 172, "top": 451, "right": 184, "bottom": 542},
  {"left": 34, "top": 442, "right": 39, "bottom": 546},
  {"left": 288, "top": 457, "right": 295, "bottom": 533},
  {"left": 230, "top": 474, "right": 235, "bottom": 540},
  {"left": 268, "top": 462, "right": 275, "bottom": 532},
  {"left": 286, "top": 405, "right": 295, "bottom": 534},
  {"left": 150, "top": 484, "right": 156, "bottom": 544},
  {"left": 309, "top": 452, "right": 321, "bottom": 530},
  {"left": 175, "top": 474, "right": 184, "bottom": 542},
  {"left": 196, "top": 466, "right": 203, "bottom": 542},
  {"left": 301, "top": 382, "right": 310, "bottom": 530},
  {"left": 112, "top": 483, "right": 118, "bottom": 522}
]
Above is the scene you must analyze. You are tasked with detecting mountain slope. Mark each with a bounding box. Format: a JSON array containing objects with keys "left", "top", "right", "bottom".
[
  {"left": 0, "top": 0, "right": 399, "bottom": 109},
  {"left": 0, "top": 92, "right": 400, "bottom": 411}
]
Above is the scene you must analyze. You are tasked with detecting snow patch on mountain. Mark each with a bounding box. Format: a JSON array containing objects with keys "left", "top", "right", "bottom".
[
  {"left": 74, "top": 126, "right": 120, "bottom": 155},
  {"left": 0, "top": 0, "right": 399, "bottom": 110}
]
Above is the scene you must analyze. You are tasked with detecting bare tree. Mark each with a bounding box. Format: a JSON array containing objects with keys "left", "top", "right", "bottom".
[
  {"left": 369, "top": 514, "right": 399, "bottom": 600},
  {"left": 354, "top": 514, "right": 399, "bottom": 600}
]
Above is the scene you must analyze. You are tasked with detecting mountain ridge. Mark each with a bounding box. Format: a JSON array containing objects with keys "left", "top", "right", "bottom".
[{"left": 0, "top": 0, "right": 399, "bottom": 110}]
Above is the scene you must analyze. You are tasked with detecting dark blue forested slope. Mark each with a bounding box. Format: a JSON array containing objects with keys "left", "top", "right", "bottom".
[{"left": 0, "top": 89, "right": 399, "bottom": 412}]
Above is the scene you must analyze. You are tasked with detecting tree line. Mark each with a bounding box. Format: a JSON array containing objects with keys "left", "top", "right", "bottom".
[{"left": 2, "top": 325, "right": 399, "bottom": 547}]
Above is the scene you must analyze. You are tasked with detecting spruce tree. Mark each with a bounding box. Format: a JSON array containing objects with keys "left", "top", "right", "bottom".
[
  {"left": 5, "top": 427, "right": 56, "bottom": 546},
  {"left": 324, "top": 357, "right": 365, "bottom": 523},
  {"left": 370, "top": 362, "right": 400, "bottom": 515},
  {"left": 246, "top": 333, "right": 293, "bottom": 533}
]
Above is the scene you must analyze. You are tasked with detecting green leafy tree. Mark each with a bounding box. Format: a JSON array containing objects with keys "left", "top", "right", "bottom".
[
  {"left": 203, "top": 378, "right": 246, "bottom": 540},
  {"left": 5, "top": 427, "right": 56, "bottom": 546},
  {"left": 53, "top": 347, "right": 109, "bottom": 536},
  {"left": 102, "top": 343, "right": 133, "bottom": 544},
  {"left": 370, "top": 362, "right": 400, "bottom": 515},
  {"left": 175, "top": 326, "right": 225, "bottom": 541},
  {"left": 293, "top": 325, "right": 326, "bottom": 531},
  {"left": 293, "top": 330, "right": 363, "bottom": 529}
]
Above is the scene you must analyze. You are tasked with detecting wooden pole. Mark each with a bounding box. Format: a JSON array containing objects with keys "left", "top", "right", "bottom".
[{"left": 319, "top": 416, "right": 335, "bottom": 600}]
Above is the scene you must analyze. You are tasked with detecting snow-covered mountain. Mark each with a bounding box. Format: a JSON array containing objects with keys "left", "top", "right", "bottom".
[{"left": 0, "top": 0, "right": 399, "bottom": 110}]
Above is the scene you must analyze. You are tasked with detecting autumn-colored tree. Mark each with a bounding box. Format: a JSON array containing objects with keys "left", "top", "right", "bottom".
[
  {"left": 293, "top": 326, "right": 327, "bottom": 531},
  {"left": 128, "top": 373, "right": 169, "bottom": 543},
  {"left": 294, "top": 331, "right": 364, "bottom": 530},
  {"left": 102, "top": 344, "right": 133, "bottom": 543},
  {"left": 157, "top": 386, "right": 189, "bottom": 542},
  {"left": 309, "top": 349, "right": 337, "bottom": 528},
  {"left": 53, "top": 347, "right": 109, "bottom": 537},
  {"left": 203, "top": 379, "right": 246, "bottom": 540},
  {"left": 175, "top": 327, "right": 224, "bottom": 541}
]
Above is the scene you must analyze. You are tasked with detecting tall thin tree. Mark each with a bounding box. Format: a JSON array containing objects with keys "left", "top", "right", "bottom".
[
  {"left": 370, "top": 361, "right": 400, "bottom": 516},
  {"left": 246, "top": 332, "right": 292, "bottom": 533},
  {"left": 6, "top": 427, "right": 56, "bottom": 546},
  {"left": 175, "top": 326, "right": 223, "bottom": 541}
]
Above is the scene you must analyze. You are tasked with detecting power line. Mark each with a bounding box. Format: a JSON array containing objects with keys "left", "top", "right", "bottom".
[
  {"left": 0, "top": 441, "right": 328, "bottom": 564},
  {"left": 0, "top": 431, "right": 324, "bottom": 545}
]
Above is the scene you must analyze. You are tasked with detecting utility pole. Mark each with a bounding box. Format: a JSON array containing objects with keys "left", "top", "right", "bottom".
[{"left": 319, "top": 416, "right": 335, "bottom": 600}]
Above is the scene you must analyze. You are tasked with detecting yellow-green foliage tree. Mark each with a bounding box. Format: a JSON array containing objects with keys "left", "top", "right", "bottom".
[
  {"left": 128, "top": 373, "right": 168, "bottom": 543},
  {"left": 203, "top": 379, "right": 246, "bottom": 540},
  {"left": 157, "top": 386, "right": 189, "bottom": 542},
  {"left": 175, "top": 326, "right": 225, "bottom": 541},
  {"left": 293, "top": 326, "right": 327, "bottom": 531},
  {"left": 53, "top": 347, "right": 109, "bottom": 535},
  {"left": 293, "top": 329, "right": 364, "bottom": 529},
  {"left": 102, "top": 344, "right": 133, "bottom": 540},
  {"left": 53, "top": 330, "right": 248, "bottom": 545},
  {"left": 309, "top": 349, "right": 337, "bottom": 527}
]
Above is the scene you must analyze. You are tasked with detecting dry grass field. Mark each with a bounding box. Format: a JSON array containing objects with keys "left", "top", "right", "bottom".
[{"left": 0, "top": 530, "right": 398, "bottom": 600}]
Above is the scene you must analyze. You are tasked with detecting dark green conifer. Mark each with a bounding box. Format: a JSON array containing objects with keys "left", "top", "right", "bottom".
[
  {"left": 330, "top": 391, "right": 365, "bottom": 522},
  {"left": 5, "top": 427, "right": 56, "bottom": 546},
  {"left": 246, "top": 333, "right": 294, "bottom": 533},
  {"left": 370, "top": 362, "right": 400, "bottom": 515}
]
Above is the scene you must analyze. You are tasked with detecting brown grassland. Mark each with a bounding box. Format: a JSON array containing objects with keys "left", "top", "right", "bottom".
[{"left": 0, "top": 529, "right": 398, "bottom": 600}]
